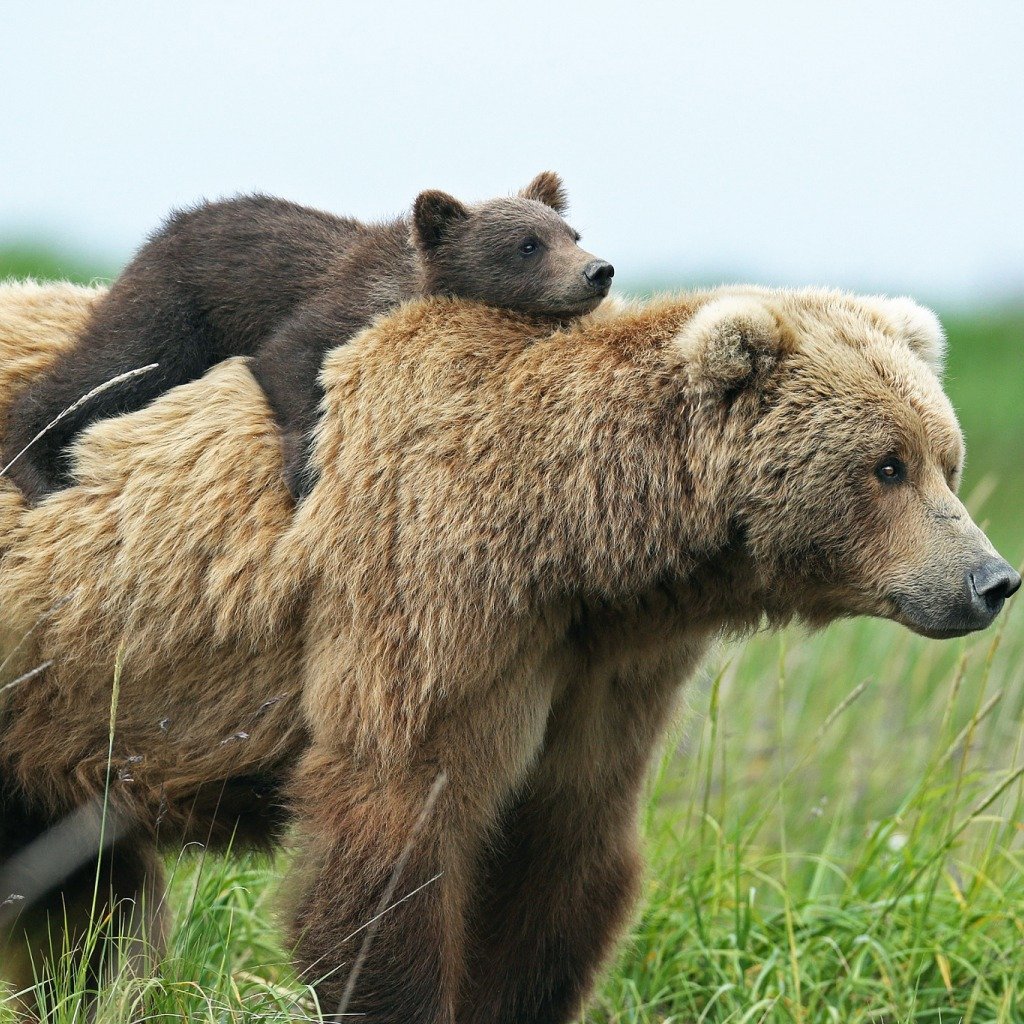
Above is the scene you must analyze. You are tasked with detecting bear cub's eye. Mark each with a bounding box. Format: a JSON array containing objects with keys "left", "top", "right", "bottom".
[
  {"left": 519, "top": 238, "right": 540, "bottom": 256},
  {"left": 876, "top": 457, "right": 907, "bottom": 485}
]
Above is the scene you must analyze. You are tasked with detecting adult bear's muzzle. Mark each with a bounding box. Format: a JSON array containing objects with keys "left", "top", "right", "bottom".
[{"left": 894, "top": 551, "right": 1021, "bottom": 639}]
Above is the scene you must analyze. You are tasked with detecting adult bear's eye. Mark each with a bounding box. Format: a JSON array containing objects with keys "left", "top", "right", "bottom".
[
  {"left": 876, "top": 457, "right": 907, "bottom": 485},
  {"left": 519, "top": 238, "right": 540, "bottom": 256}
]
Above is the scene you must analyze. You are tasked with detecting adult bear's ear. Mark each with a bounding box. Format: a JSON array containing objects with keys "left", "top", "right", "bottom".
[
  {"left": 863, "top": 296, "right": 947, "bottom": 378},
  {"left": 519, "top": 171, "right": 568, "bottom": 214},
  {"left": 413, "top": 190, "right": 471, "bottom": 251},
  {"left": 672, "top": 295, "right": 790, "bottom": 393}
]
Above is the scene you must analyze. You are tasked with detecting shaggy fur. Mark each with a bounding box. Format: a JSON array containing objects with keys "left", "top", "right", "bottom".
[
  {"left": 1, "top": 174, "right": 613, "bottom": 502},
  {"left": 0, "top": 280, "right": 1017, "bottom": 1023}
]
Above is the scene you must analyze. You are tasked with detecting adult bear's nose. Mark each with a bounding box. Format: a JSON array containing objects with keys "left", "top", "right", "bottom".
[
  {"left": 584, "top": 260, "right": 615, "bottom": 289},
  {"left": 970, "top": 557, "right": 1022, "bottom": 617}
]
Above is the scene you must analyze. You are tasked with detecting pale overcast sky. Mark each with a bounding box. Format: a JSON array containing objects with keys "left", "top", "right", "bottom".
[{"left": 2, "top": 1, "right": 1022, "bottom": 303}]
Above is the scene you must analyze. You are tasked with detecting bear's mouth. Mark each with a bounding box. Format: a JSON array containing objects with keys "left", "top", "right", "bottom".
[
  {"left": 889, "top": 594, "right": 992, "bottom": 640},
  {"left": 563, "top": 293, "right": 607, "bottom": 313},
  {"left": 904, "top": 622, "right": 979, "bottom": 640}
]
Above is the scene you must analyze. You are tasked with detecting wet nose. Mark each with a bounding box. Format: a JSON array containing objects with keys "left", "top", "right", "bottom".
[
  {"left": 970, "top": 557, "right": 1022, "bottom": 618},
  {"left": 583, "top": 260, "right": 615, "bottom": 289}
]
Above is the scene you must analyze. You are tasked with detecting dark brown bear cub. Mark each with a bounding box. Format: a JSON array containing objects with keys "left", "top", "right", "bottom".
[{"left": 3, "top": 172, "right": 613, "bottom": 500}]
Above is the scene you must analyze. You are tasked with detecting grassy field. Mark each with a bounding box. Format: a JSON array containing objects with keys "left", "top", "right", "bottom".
[{"left": 1, "top": 248, "right": 1022, "bottom": 1022}]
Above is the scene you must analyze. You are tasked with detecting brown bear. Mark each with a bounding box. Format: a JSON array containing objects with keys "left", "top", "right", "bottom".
[
  {"left": 0, "top": 280, "right": 1018, "bottom": 1023},
  {"left": 0, "top": 173, "right": 613, "bottom": 502}
]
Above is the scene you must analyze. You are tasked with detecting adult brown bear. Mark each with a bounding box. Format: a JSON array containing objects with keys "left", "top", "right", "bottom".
[{"left": 0, "top": 281, "right": 1018, "bottom": 1022}]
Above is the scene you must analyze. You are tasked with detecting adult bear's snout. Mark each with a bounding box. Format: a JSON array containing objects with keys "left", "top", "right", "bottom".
[
  {"left": 970, "top": 556, "right": 1021, "bottom": 618},
  {"left": 892, "top": 551, "right": 1020, "bottom": 639}
]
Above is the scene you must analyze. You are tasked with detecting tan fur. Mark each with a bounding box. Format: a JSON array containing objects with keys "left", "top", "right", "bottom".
[{"left": 0, "top": 280, "right": 1010, "bottom": 1023}]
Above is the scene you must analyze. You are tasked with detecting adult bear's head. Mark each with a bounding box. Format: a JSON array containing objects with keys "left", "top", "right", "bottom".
[{"left": 673, "top": 289, "right": 1020, "bottom": 638}]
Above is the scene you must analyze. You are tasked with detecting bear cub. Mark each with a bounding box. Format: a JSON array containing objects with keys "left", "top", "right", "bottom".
[{"left": 3, "top": 172, "right": 613, "bottom": 500}]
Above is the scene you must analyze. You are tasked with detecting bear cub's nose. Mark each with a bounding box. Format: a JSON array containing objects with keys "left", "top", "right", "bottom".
[{"left": 584, "top": 260, "right": 615, "bottom": 290}]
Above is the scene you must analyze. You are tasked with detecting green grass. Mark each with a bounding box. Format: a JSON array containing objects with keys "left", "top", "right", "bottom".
[
  {"left": 1, "top": 252, "right": 1022, "bottom": 1022},
  {"left": 941, "top": 310, "right": 1024, "bottom": 560},
  {"left": 594, "top": 607, "right": 1024, "bottom": 1023}
]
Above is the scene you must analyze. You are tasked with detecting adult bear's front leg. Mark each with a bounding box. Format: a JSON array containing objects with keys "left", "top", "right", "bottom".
[
  {"left": 284, "top": 709, "right": 548, "bottom": 1024},
  {"left": 285, "top": 755, "right": 463, "bottom": 1022},
  {"left": 458, "top": 648, "right": 691, "bottom": 1024},
  {"left": 459, "top": 766, "right": 645, "bottom": 1024}
]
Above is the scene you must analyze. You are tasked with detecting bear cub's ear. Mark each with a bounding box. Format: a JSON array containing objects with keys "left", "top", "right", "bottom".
[
  {"left": 672, "top": 295, "right": 789, "bottom": 393},
  {"left": 413, "top": 190, "right": 471, "bottom": 251},
  {"left": 519, "top": 171, "right": 569, "bottom": 214}
]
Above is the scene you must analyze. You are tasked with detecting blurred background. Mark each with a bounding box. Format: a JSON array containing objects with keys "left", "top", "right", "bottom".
[{"left": 3, "top": 0, "right": 1024, "bottom": 304}]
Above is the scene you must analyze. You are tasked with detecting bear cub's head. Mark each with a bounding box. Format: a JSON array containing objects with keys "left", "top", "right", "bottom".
[{"left": 412, "top": 172, "right": 613, "bottom": 318}]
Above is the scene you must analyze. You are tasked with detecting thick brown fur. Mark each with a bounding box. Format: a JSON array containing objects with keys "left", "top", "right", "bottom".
[
  {"left": 1, "top": 174, "right": 613, "bottom": 502},
  {"left": 0, "top": 280, "right": 1017, "bottom": 1023}
]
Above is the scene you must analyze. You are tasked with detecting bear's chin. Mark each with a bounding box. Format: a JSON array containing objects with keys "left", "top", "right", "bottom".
[
  {"left": 888, "top": 600, "right": 994, "bottom": 640},
  {"left": 532, "top": 293, "right": 606, "bottom": 317},
  {"left": 904, "top": 622, "right": 983, "bottom": 641}
]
